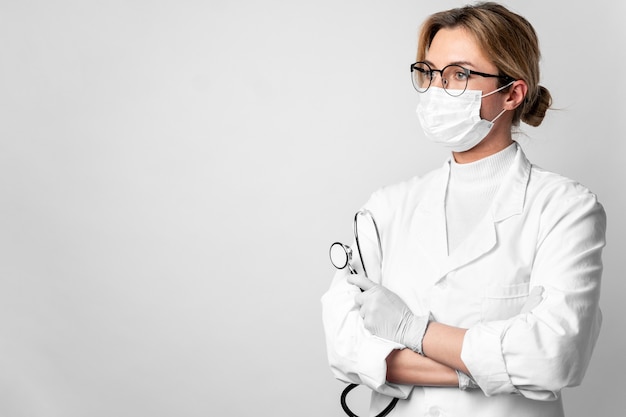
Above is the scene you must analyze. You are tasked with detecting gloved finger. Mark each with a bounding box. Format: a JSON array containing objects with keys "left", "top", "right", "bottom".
[
  {"left": 354, "top": 290, "right": 366, "bottom": 307},
  {"left": 346, "top": 273, "right": 376, "bottom": 292}
]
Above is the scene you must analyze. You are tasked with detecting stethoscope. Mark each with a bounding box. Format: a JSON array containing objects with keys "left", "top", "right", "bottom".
[{"left": 329, "top": 209, "right": 399, "bottom": 417}]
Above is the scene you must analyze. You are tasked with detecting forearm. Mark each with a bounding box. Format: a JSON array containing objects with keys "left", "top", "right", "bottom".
[
  {"left": 348, "top": 273, "right": 472, "bottom": 381},
  {"left": 386, "top": 348, "right": 459, "bottom": 386},
  {"left": 422, "top": 322, "right": 470, "bottom": 375}
]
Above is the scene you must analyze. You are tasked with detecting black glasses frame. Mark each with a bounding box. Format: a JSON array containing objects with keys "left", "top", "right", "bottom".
[{"left": 410, "top": 61, "right": 515, "bottom": 96}]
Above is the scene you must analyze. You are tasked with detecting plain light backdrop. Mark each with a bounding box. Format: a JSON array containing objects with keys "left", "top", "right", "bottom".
[{"left": 0, "top": 1, "right": 623, "bottom": 416}]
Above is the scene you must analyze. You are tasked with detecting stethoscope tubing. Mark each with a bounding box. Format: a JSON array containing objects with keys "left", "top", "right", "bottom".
[
  {"left": 330, "top": 209, "right": 397, "bottom": 417},
  {"left": 341, "top": 383, "right": 399, "bottom": 417},
  {"left": 353, "top": 209, "right": 383, "bottom": 280}
]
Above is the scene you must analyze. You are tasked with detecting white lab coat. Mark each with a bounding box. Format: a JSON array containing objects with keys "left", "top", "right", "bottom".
[{"left": 322, "top": 144, "right": 606, "bottom": 417}]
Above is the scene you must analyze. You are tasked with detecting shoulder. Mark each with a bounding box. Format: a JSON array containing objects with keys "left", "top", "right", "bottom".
[
  {"left": 527, "top": 164, "right": 603, "bottom": 209},
  {"left": 525, "top": 164, "right": 606, "bottom": 236}
]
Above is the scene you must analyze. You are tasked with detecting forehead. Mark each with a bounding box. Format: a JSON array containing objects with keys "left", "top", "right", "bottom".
[{"left": 425, "top": 26, "right": 495, "bottom": 71}]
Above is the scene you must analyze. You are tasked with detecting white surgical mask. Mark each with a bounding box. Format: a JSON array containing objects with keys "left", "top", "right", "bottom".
[{"left": 416, "top": 84, "right": 512, "bottom": 152}]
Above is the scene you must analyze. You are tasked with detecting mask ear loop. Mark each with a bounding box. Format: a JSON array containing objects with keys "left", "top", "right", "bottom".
[
  {"left": 481, "top": 80, "right": 515, "bottom": 98},
  {"left": 481, "top": 80, "right": 515, "bottom": 123},
  {"left": 490, "top": 108, "right": 508, "bottom": 123}
]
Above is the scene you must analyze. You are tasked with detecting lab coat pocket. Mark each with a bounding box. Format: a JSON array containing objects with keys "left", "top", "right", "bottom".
[{"left": 481, "top": 282, "right": 529, "bottom": 321}]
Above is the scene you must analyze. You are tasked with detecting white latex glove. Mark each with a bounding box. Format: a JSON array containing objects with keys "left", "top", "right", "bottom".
[{"left": 347, "top": 273, "right": 430, "bottom": 355}]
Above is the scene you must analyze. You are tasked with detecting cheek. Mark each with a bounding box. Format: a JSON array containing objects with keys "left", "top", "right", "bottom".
[{"left": 480, "top": 95, "right": 505, "bottom": 120}]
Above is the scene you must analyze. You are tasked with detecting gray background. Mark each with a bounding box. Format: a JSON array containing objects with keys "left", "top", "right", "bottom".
[{"left": 0, "top": 1, "right": 623, "bottom": 416}]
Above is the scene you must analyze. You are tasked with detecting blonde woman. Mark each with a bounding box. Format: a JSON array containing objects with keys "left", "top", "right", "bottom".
[{"left": 322, "top": 3, "right": 606, "bottom": 416}]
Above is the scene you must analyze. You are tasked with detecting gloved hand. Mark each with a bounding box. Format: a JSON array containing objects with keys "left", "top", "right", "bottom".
[{"left": 347, "top": 273, "right": 431, "bottom": 355}]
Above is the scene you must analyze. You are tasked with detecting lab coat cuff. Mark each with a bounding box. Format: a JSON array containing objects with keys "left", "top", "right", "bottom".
[
  {"left": 456, "top": 370, "right": 479, "bottom": 390},
  {"left": 461, "top": 322, "right": 517, "bottom": 396},
  {"left": 358, "top": 336, "right": 412, "bottom": 399}
]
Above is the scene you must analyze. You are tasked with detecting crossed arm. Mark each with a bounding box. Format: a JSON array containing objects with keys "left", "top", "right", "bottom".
[
  {"left": 385, "top": 342, "right": 460, "bottom": 386},
  {"left": 350, "top": 273, "right": 470, "bottom": 386},
  {"left": 386, "top": 322, "right": 472, "bottom": 387}
]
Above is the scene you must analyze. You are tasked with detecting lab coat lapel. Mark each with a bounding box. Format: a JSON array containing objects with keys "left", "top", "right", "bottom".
[
  {"left": 440, "top": 214, "right": 496, "bottom": 277},
  {"left": 411, "top": 161, "right": 450, "bottom": 273},
  {"left": 438, "top": 144, "right": 531, "bottom": 279}
]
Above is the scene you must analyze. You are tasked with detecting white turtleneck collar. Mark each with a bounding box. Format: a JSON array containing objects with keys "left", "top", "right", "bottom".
[
  {"left": 445, "top": 142, "right": 517, "bottom": 254},
  {"left": 449, "top": 142, "right": 517, "bottom": 186}
]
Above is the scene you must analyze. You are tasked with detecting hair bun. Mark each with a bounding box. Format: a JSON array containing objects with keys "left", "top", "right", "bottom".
[{"left": 522, "top": 85, "right": 552, "bottom": 127}]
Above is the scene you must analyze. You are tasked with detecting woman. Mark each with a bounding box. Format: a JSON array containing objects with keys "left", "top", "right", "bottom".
[{"left": 321, "top": 3, "right": 606, "bottom": 417}]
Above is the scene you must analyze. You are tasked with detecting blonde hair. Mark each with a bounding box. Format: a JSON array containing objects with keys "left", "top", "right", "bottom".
[{"left": 417, "top": 2, "right": 551, "bottom": 127}]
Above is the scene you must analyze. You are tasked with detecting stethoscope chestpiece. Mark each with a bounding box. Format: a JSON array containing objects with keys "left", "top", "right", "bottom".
[{"left": 329, "top": 241, "right": 356, "bottom": 274}]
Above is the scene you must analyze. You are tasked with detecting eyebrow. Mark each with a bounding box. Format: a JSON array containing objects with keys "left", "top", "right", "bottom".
[{"left": 424, "top": 59, "right": 476, "bottom": 69}]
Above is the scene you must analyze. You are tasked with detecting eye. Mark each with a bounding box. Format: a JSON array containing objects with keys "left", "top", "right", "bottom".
[{"left": 453, "top": 70, "right": 469, "bottom": 81}]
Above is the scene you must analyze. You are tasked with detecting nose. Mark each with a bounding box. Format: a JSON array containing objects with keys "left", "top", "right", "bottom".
[{"left": 430, "top": 70, "right": 445, "bottom": 88}]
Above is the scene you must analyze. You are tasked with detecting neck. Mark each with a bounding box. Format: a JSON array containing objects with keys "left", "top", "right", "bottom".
[{"left": 452, "top": 133, "right": 513, "bottom": 164}]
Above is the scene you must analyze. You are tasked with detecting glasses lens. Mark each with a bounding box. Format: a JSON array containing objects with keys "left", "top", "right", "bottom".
[
  {"left": 411, "top": 62, "right": 431, "bottom": 93},
  {"left": 441, "top": 65, "right": 469, "bottom": 96}
]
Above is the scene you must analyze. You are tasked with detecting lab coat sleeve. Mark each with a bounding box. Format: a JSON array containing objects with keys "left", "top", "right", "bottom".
[
  {"left": 321, "top": 268, "right": 413, "bottom": 399},
  {"left": 461, "top": 190, "right": 606, "bottom": 400}
]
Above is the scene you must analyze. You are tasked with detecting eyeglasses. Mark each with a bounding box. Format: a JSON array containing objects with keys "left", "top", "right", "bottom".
[{"left": 410, "top": 61, "right": 515, "bottom": 97}]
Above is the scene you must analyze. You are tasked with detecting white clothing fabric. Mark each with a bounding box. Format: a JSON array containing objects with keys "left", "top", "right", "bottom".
[
  {"left": 321, "top": 144, "right": 605, "bottom": 417},
  {"left": 446, "top": 142, "right": 516, "bottom": 253}
]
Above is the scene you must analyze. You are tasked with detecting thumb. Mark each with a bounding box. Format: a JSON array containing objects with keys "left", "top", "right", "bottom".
[{"left": 346, "top": 273, "right": 376, "bottom": 291}]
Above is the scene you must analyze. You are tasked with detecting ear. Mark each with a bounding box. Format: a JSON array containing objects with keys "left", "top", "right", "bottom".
[{"left": 504, "top": 80, "right": 528, "bottom": 111}]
